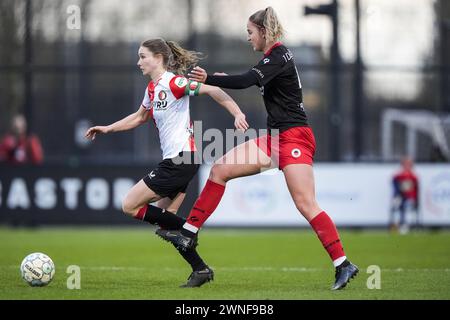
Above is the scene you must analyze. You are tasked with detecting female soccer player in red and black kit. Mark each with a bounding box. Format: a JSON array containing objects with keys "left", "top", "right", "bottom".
[{"left": 157, "top": 7, "right": 358, "bottom": 290}]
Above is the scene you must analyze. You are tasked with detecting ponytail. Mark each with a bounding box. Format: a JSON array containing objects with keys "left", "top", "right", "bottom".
[
  {"left": 249, "top": 6, "right": 284, "bottom": 42},
  {"left": 140, "top": 38, "right": 203, "bottom": 75},
  {"left": 166, "top": 41, "right": 203, "bottom": 75}
]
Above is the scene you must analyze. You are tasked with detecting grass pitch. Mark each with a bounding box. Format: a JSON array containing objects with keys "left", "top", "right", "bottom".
[{"left": 0, "top": 227, "right": 449, "bottom": 300}]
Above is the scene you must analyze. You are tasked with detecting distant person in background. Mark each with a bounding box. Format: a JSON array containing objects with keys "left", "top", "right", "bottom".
[
  {"left": 390, "top": 157, "right": 420, "bottom": 234},
  {"left": 0, "top": 114, "right": 43, "bottom": 165}
]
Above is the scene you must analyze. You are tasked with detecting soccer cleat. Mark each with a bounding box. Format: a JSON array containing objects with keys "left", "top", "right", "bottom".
[
  {"left": 331, "top": 260, "right": 359, "bottom": 290},
  {"left": 180, "top": 267, "right": 214, "bottom": 288},
  {"left": 155, "top": 228, "right": 197, "bottom": 251}
]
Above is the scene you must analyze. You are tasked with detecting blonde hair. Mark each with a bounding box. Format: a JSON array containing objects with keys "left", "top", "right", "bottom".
[
  {"left": 140, "top": 39, "right": 203, "bottom": 75},
  {"left": 249, "top": 7, "right": 284, "bottom": 42}
]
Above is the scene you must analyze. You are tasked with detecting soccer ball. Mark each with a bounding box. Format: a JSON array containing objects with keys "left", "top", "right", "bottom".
[{"left": 20, "top": 252, "right": 55, "bottom": 287}]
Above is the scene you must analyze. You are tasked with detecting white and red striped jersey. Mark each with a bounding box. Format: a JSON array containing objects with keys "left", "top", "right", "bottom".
[{"left": 141, "top": 71, "right": 201, "bottom": 159}]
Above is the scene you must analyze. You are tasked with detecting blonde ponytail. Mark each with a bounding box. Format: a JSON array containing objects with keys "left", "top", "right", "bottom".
[
  {"left": 249, "top": 6, "right": 284, "bottom": 42},
  {"left": 263, "top": 7, "right": 284, "bottom": 42}
]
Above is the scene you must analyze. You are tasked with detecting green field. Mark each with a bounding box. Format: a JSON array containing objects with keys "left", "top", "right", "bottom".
[{"left": 0, "top": 227, "right": 449, "bottom": 300}]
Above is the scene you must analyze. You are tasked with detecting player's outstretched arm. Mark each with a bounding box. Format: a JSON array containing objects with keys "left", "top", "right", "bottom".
[
  {"left": 189, "top": 66, "right": 258, "bottom": 89},
  {"left": 199, "top": 84, "right": 249, "bottom": 132},
  {"left": 85, "top": 106, "right": 150, "bottom": 140}
]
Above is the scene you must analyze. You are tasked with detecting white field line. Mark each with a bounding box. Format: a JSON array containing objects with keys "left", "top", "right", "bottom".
[{"left": 5, "top": 265, "right": 450, "bottom": 272}]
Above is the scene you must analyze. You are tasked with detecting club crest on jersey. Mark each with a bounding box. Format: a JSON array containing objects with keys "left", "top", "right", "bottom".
[
  {"left": 158, "top": 90, "right": 167, "bottom": 100},
  {"left": 175, "top": 77, "right": 188, "bottom": 88}
]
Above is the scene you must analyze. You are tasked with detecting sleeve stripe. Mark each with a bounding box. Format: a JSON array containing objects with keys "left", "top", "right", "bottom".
[{"left": 169, "top": 76, "right": 187, "bottom": 99}]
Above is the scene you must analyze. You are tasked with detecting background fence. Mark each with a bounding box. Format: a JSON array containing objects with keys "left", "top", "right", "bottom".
[{"left": 1, "top": 0, "right": 449, "bottom": 165}]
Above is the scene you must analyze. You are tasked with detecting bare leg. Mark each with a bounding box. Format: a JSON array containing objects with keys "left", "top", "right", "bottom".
[
  {"left": 182, "top": 140, "right": 273, "bottom": 233},
  {"left": 122, "top": 179, "right": 162, "bottom": 217},
  {"left": 282, "top": 164, "right": 358, "bottom": 289},
  {"left": 156, "top": 193, "right": 186, "bottom": 214},
  {"left": 282, "top": 164, "right": 322, "bottom": 222},
  {"left": 282, "top": 164, "right": 345, "bottom": 263},
  {"left": 209, "top": 139, "right": 273, "bottom": 185}
]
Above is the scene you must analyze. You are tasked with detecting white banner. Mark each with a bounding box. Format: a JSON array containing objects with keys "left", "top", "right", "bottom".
[{"left": 199, "top": 164, "right": 450, "bottom": 227}]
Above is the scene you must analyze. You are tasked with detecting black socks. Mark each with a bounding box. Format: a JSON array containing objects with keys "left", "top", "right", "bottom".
[
  {"left": 143, "top": 205, "right": 207, "bottom": 271},
  {"left": 143, "top": 205, "right": 185, "bottom": 229}
]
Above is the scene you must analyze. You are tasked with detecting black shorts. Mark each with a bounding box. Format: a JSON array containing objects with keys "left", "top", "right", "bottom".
[{"left": 143, "top": 152, "right": 200, "bottom": 199}]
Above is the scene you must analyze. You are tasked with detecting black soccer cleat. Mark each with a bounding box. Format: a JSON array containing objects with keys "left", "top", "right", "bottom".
[
  {"left": 155, "top": 228, "right": 197, "bottom": 251},
  {"left": 180, "top": 267, "right": 214, "bottom": 288},
  {"left": 332, "top": 260, "right": 359, "bottom": 290}
]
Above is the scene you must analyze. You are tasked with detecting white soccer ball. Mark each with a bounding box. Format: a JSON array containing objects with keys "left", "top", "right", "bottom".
[{"left": 20, "top": 252, "right": 55, "bottom": 287}]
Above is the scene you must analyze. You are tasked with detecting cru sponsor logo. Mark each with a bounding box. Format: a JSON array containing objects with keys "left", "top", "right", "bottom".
[{"left": 151, "top": 100, "right": 168, "bottom": 110}]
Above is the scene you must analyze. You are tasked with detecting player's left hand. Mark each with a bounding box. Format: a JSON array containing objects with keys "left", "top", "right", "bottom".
[
  {"left": 188, "top": 66, "right": 208, "bottom": 83},
  {"left": 234, "top": 113, "right": 249, "bottom": 132}
]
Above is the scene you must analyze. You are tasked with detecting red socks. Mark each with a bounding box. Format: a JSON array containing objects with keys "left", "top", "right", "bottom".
[
  {"left": 310, "top": 211, "right": 346, "bottom": 263},
  {"left": 134, "top": 204, "right": 148, "bottom": 220},
  {"left": 184, "top": 179, "right": 226, "bottom": 231}
]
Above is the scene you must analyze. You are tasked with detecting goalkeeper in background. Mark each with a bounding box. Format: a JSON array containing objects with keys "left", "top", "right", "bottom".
[{"left": 390, "top": 157, "right": 420, "bottom": 234}]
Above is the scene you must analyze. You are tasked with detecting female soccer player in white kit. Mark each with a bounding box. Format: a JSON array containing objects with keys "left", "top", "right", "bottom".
[{"left": 85, "top": 38, "right": 249, "bottom": 287}]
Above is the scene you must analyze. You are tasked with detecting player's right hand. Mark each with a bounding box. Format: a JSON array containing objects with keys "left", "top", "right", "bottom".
[
  {"left": 234, "top": 113, "right": 249, "bottom": 133},
  {"left": 85, "top": 126, "right": 109, "bottom": 140}
]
